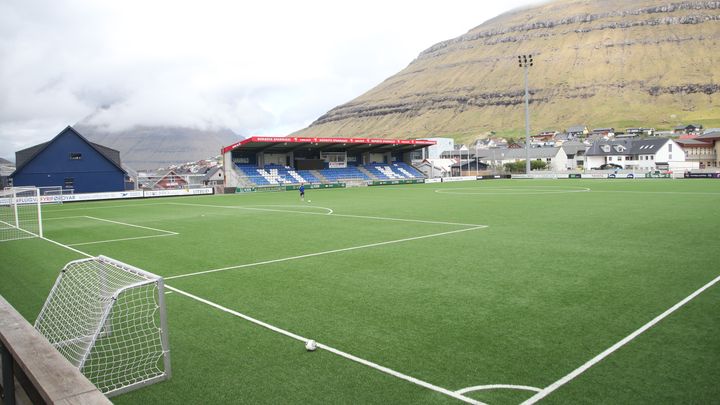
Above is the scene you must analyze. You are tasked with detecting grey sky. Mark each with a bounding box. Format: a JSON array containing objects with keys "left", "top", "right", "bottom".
[{"left": 0, "top": 0, "right": 537, "bottom": 160}]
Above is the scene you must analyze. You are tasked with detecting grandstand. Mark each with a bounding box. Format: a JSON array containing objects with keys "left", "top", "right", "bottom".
[{"left": 222, "top": 137, "right": 433, "bottom": 188}]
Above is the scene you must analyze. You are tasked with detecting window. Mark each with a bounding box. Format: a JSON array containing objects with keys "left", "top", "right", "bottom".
[
  {"left": 64, "top": 178, "right": 74, "bottom": 188},
  {"left": 651, "top": 155, "right": 654, "bottom": 160},
  {"left": 69, "top": 152, "right": 82, "bottom": 160},
  {"left": 668, "top": 154, "right": 671, "bottom": 160},
  {"left": 608, "top": 157, "right": 613, "bottom": 161},
  {"left": 668, "top": 143, "right": 672, "bottom": 152}
]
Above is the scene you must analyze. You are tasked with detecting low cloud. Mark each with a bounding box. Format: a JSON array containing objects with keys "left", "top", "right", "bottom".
[{"left": 0, "top": 0, "right": 537, "bottom": 160}]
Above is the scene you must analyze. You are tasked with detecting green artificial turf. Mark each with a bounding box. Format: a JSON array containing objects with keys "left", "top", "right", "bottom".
[{"left": 1, "top": 179, "right": 719, "bottom": 404}]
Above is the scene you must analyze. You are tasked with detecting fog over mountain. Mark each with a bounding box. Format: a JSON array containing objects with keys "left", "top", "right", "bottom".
[
  {"left": 1, "top": 0, "right": 537, "bottom": 162},
  {"left": 74, "top": 122, "right": 240, "bottom": 170}
]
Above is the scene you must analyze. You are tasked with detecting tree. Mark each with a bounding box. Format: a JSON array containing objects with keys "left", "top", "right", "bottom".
[{"left": 503, "top": 160, "right": 547, "bottom": 172}]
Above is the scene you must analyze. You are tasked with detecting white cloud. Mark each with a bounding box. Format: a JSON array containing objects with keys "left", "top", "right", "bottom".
[{"left": 0, "top": 0, "right": 537, "bottom": 160}]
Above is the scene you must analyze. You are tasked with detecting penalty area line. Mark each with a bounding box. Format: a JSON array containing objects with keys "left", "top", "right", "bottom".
[
  {"left": 165, "top": 202, "right": 486, "bottom": 227},
  {"left": 83, "top": 216, "right": 178, "bottom": 235},
  {"left": 164, "top": 285, "right": 485, "bottom": 405},
  {"left": 35, "top": 234, "right": 485, "bottom": 404},
  {"left": 165, "top": 226, "right": 487, "bottom": 280},
  {"left": 521, "top": 271, "right": 720, "bottom": 405}
]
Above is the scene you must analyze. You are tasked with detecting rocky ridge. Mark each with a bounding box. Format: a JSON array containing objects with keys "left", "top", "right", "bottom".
[{"left": 295, "top": 0, "right": 720, "bottom": 141}]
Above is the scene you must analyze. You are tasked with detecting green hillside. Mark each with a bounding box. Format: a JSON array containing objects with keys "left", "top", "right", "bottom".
[{"left": 296, "top": 0, "right": 720, "bottom": 142}]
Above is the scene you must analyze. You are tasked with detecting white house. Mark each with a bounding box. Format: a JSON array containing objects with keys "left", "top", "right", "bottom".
[
  {"left": 476, "top": 147, "right": 568, "bottom": 171},
  {"left": 585, "top": 138, "right": 693, "bottom": 171},
  {"left": 415, "top": 159, "right": 454, "bottom": 178},
  {"left": 416, "top": 138, "right": 454, "bottom": 159}
]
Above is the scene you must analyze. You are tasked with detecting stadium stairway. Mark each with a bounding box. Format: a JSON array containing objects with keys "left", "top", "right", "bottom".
[
  {"left": 358, "top": 166, "right": 378, "bottom": 180},
  {"left": 310, "top": 170, "right": 328, "bottom": 183}
]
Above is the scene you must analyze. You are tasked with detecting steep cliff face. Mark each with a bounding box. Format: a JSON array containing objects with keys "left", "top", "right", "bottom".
[{"left": 296, "top": 0, "right": 720, "bottom": 142}]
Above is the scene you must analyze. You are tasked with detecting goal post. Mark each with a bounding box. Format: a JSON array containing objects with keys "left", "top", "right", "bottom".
[
  {"left": 0, "top": 187, "right": 43, "bottom": 241},
  {"left": 34, "top": 255, "right": 171, "bottom": 397}
]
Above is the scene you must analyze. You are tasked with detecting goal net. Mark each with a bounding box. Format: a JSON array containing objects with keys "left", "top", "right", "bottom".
[
  {"left": 34, "top": 255, "right": 171, "bottom": 397},
  {"left": 0, "top": 187, "right": 43, "bottom": 241},
  {"left": 38, "top": 185, "right": 73, "bottom": 204}
]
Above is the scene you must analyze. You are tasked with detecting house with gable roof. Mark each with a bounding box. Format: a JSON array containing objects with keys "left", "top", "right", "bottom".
[
  {"left": 585, "top": 138, "right": 688, "bottom": 171},
  {"left": 476, "top": 147, "right": 569, "bottom": 171},
  {"left": 11, "top": 126, "right": 129, "bottom": 193},
  {"left": 566, "top": 125, "right": 589, "bottom": 138}
]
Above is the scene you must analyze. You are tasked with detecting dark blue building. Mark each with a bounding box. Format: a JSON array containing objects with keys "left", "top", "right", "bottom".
[{"left": 11, "top": 126, "right": 129, "bottom": 193}]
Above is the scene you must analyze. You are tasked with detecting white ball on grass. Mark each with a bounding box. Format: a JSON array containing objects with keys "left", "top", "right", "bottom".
[
  {"left": 308, "top": 200, "right": 311, "bottom": 203},
  {"left": 305, "top": 339, "right": 317, "bottom": 351}
]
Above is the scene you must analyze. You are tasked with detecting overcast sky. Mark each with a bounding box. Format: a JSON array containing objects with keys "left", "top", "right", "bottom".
[{"left": 0, "top": 0, "right": 538, "bottom": 160}]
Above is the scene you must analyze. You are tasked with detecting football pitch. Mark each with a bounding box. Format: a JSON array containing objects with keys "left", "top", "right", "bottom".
[{"left": 2, "top": 179, "right": 719, "bottom": 404}]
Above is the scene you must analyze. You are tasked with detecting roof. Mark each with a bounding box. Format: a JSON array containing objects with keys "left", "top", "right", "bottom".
[
  {"left": 13, "top": 126, "right": 125, "bottom": 175},
  {"left": 222, "top": 136, "right": 435, "bottom": 155},
  {"left": 203, "top": 166, "right": 223, "bottom": 181},
  {"left": 418, "top": 159, "right": 453, "bottom": 171},
  {"left": 452, "top": 160, "right": 489, "bottom": 170},
  {"left": 561, "top": 141, "right": 587, "bottom": 155},
  {"left": 585, "top": 138, "right": 670, "bottom": 156},
  {"left": 567, "top": 126, "right": 587, "bottom": 133},
  {"left": 675, "top": 138, "right": 713, "bottom": 146},
  {"left": 696, "top": 131, "right": 720, "bottom": 141}
]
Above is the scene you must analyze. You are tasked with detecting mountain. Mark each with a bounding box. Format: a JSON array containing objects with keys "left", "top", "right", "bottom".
[
  {"left": 295, "top": 0, "right": 720, "bottom": 143},
  {"left": 74, "top": 124, "right": 241, "bottom": 170}
]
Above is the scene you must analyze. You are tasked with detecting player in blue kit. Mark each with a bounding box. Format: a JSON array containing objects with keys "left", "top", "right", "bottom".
[{"left": 299, "top": 183, "right": 305, "bottom": 202}]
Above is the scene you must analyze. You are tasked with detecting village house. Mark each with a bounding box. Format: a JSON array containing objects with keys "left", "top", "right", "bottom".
[{"left": 585, "top": 138, "right": 692, "bottom": 171}]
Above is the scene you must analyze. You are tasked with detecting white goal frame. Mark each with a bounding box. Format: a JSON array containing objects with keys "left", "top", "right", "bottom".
[
  {"left": 34, "top": 255, "right": 171, "bottom": 397},
  {"left": 0, "top": 186, "right": 43, "bottom": 241}
]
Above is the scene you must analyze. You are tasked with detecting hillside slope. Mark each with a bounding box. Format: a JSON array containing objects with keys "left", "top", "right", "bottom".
[{"left": 295, "top": 0, "right": 720, "bottom": 142}]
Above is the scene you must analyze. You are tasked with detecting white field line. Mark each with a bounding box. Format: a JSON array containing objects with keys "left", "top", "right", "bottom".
[
  {"left": 166, "top": 226, "right": 486, "bottom": 280},
  {"left": 456, "top": 384, "right": 542, "bottom": 395},
  {"left": 42, "top": 215, "right": 88, "bottom": 221},
  {"left": 68, "top": 233, "right": 177, "bottom": 246},
  {"left": 35, "top": 225, "right": 488, "bottom": 404},
  {"left": 588, "top": 190, "right": 720, "bottom": 195},
  {"left": 83, "top": 216, "right": 178, "bottom": 235},
  {"left": 165, "top": 202, "right": 486, "bottom": 227},
  {"left": 246, "top": 204, "right": 334, "bottom": 215},
  {"left": 164, "top": 285, "right": 485, "bottom": 405},
  {"left": 50, "top": 215, "right": 178, "bottom": 246},
  {"left": 0, "top": 219, "right": 40, "bottom": 241},
  {"left": 41, "top": 202, "right": 167, "bottom": 212},
  {"left": 435, "top": 187, "right": 591, "bottom": 196},
  {"left": 521, "top": 272, "right": 720, "bottom": 405}
]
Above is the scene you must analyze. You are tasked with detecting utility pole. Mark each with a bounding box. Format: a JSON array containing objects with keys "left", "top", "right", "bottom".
[{"left": 518, "top": 54, "right": 533, "bottom": 175}]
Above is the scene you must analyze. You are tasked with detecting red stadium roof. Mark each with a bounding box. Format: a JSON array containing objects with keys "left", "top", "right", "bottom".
[{"left": 222, "top": 136, "right": 436, "bottom": 154}]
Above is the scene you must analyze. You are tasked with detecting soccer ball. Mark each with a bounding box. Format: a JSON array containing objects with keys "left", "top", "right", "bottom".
[
  {"left": 308, "top": 200, "right": 311, "bottom": 203},
  {"left": 305, "top": 339, "right": 317, "bottom": 351}
]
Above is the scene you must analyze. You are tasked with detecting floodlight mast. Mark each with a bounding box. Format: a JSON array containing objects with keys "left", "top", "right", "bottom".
[{"left": 518, "top": 54, "right": 534, "bottom": 175}]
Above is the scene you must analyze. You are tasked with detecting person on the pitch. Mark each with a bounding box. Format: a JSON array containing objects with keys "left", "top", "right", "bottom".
[{"left": 299, "top": 183, "right": 305, "bottom": 202}]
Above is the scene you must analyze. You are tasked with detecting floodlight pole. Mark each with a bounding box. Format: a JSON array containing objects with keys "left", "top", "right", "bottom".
[{"left": 518, "top": 54, "right": 534, "bottom": 175}]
